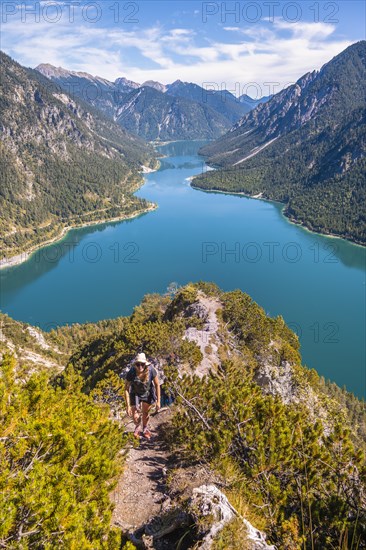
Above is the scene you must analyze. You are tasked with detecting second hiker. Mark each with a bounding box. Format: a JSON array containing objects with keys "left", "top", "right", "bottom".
[{"left": 125, "top": 352, "right": 161, "bottom": 439}]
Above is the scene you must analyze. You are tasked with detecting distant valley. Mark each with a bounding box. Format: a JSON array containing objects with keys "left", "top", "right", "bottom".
[{"left": 0, "top": 42, "right": 365, "bottom": 266}]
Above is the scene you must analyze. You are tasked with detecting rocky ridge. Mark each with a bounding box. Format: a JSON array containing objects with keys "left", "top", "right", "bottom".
[
  {"left": 107, "top": 288, "right": 362, "bottom": 548},
  {"left": 2, "top": 284, "right": 365, "bottom": 548}
]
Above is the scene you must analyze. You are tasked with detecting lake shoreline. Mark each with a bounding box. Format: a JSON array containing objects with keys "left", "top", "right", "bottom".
[
  {"left": 2, "top": 140, "right": 364, "bottom": 398},
  {"left": 190, "top": 183, "right": 366, "bottom": 248},
  {"left": 0, "top": 203, "right": 158, "bottom": 271},
  {"left": 0, "top": 161, "right": 162, "bottom": 271}
]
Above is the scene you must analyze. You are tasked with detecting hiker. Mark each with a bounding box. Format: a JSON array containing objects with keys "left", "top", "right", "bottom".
[{"left": 125, "top": 352, "right": 161, "bottom": 439}]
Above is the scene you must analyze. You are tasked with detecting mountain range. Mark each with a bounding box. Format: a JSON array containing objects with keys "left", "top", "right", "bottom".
[
  {"left": 0, "top": 52, "right": 156, "bottom": 261},
  {"left": 193, "top": 41, "right": 366, "bottom": 244},
  {"left": 1, "top": 41, "right": 365, "bottom": 261},
  {"left": 36, "top": 64, "right": 265, "bottom": 140},
  {"left": 0, "top": 53, "right": 270, "bottom": 260}
]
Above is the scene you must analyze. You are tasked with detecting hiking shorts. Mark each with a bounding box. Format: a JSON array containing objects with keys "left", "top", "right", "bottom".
[{"left": 130, "top": 392, "right": 155, "bottom": 407}]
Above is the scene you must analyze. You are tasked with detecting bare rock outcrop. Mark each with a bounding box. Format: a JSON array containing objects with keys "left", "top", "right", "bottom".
[{"left": 190, "top": 484, "right": 276, "bottom": 550}]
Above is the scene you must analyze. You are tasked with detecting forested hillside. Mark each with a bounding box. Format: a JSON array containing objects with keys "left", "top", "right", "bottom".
[
  {"left": 1, "top": 283, "right": 365, "bottom": 548},
  {"left": 0, "top": 52, "right": 157, "bottom": 261},
  {"left": 194, "top": 41, "right": 366, "bottom": 244}
]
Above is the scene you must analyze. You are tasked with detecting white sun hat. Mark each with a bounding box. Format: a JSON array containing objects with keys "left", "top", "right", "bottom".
[{"left": 135, "top": 352, "right": 150, "bottom": 365}]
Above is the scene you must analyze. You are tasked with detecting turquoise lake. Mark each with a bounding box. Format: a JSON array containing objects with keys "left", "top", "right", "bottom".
[{"left": 1, "top": 141, "right": 365, "bottom": 397}]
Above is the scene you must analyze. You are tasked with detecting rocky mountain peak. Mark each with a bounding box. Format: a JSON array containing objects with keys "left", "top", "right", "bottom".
[
  {"left": 141, "top": 80, "right": 167, "bottom": 93},
  {"left": 114, "top": 76, "right": 140, "bottom": 90},
  {"left": 35, "top": 63, "right": 112, "bottom": 86}
]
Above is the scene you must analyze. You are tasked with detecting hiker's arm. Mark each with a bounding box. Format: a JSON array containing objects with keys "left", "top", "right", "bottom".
[
  {"left": 153, "top": 376, "right": 161, "bottom": 410},
  {"left": 125, "top": 380, "right": 132, "bottom": 416}
]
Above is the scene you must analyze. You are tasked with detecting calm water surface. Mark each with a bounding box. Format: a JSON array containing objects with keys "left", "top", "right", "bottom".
[{"left": 1, "top": 141, "right": 365, "bottom": 397}]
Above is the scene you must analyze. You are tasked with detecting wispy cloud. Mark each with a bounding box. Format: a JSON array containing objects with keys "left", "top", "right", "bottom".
[
  {"left": 1, "top": 9, "right": 353, "bottom": 94},
  {"left": 273, "top": 19, "right": 337, "bottom": 39}
]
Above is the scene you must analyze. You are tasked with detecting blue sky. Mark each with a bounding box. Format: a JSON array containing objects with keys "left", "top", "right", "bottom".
[{"left": 2, "top": 0, "right": 365, "bottom": 95}]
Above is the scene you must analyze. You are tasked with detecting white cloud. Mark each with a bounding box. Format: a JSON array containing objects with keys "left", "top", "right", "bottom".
[
  {"left": 1, "top": 12, "right": 354, "bottom": 93},
  {"left": 223, "top": 27, "right": 241, "bottom": 32},
  {"left": 273, "top": 19, "right": 337, "bottom": 40}
]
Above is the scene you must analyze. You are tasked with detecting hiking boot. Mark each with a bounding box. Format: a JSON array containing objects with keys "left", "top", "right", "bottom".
[
  {"left": 134, "top": 427, "right": 142, "bottom": 438},
  {"left": 143, "top": 428, "right": 152, "bottom": 439}
]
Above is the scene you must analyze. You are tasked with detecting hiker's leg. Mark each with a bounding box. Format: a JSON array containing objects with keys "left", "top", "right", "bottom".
[
  {"left": 141, "top": 401, "right": 151, "bottom": 430},
  {"left": 131, "top": 406, "right": 141, "bottom": 427}
]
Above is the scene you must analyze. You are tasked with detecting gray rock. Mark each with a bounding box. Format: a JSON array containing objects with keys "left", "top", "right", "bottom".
[{"left": 190, "top": 484, "right": 276, "bottom": 550}]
